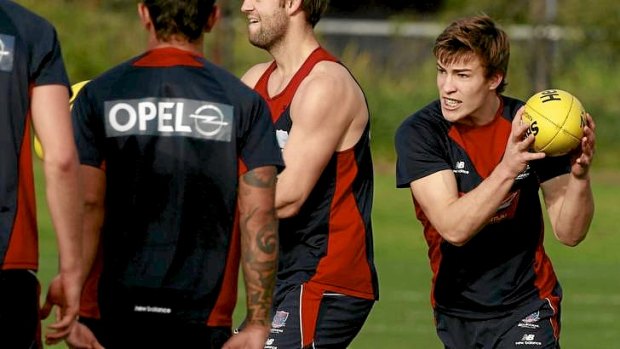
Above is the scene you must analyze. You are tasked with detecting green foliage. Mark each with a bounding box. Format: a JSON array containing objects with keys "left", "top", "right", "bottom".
[{"left": 14, "top": 0, "right": 619, "bottom": 168}]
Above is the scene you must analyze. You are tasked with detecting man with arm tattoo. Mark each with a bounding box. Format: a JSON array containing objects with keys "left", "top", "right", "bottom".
[{"left": 68, "top": 1, "right": 284, "bottom": 348}]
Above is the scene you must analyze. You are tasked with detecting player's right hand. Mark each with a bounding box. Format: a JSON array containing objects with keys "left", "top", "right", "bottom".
[
  {"left": 222, "top": 323, "right": 270, "bottom": 349},
  {"left": 501, "top": 106, "right": 546, "bottom": 178}
]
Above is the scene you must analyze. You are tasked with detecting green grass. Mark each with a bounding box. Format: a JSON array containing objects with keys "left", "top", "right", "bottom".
[{"left": 35, "top": 161, "right": 620, "bottom": 348}]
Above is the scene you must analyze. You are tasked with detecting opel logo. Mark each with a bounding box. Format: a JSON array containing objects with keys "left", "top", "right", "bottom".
[{"left": 190, "top": 104, "right": 229, "bottom": 137}]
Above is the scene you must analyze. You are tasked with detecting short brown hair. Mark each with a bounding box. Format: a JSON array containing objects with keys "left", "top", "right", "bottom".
[
  {"left": 433, "top": 15, "right": 510, "bottom": 93},
  {"left": 143, "top": 0, "right": 216, "bottom": 42},
  {"left": 302, "top": 0, "right": 329, "bottom": 27}
]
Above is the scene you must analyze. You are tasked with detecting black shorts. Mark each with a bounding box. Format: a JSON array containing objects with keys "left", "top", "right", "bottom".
[
  {"left": 435, "top": 300, "right": 561, "bottom": 349},
  {"left": 78, "top": 317, "right": 105, "bottom": 345},
  {"left": 0, "top": 269, "right": 40, "bottom": 349},
  {"left": 100, "top": 314, "right": 231, "bottom": 349},
  {"left": 266, "top": 282, "right": 374, "bottom": 349}
]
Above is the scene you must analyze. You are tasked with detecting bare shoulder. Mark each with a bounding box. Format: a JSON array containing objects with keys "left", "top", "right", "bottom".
[
  {"left": 295, "top": 60, "right": 364, "bottom": 105},
  {"left": 240, "top": 61, "right": 274, "bottom": 88}
]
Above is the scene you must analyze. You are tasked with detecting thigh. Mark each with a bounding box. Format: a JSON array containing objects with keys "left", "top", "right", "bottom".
[
  {"left": 434, "top": 311, "right": 479, "bottom": 349},
  {"left": 266, "top": 284, "right": 374, "bottom": 349},
  {"left": 495, "top": 302, "right": 561, "bottom": 349},
  {"left": 0, "top": 270, "right": 40, "bottom": 349},
  {"left": 313, "top": 292, "right": 374, "bottom": 349}
]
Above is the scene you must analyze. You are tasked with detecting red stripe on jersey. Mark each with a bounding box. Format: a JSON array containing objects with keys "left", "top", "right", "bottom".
[
  {"left": 133, "top": 47, "right": 204, "bottom": 68},
  {"left": 2, "top": 108, "right": 38, "bottom": 270},
  {"left": 254, "top": 47, "right": 337, "bottom": 122},
  {"left": 206, "top": 160, "right": 247, "bottom": 326},
  {"left": 413, "top": 197, "right": 443, "bottom": 308},
  {"left": 309, "top": 150, "right": 374, "bottom": 299},
  {"left": 300, "top": 282, "right": 323, "bottom": 347},
  {"left": 447, "top": 101, "right": 510, "bottom": 178},
  {"left": 534, "top": 231, "right": 561, "bottom": 338}
]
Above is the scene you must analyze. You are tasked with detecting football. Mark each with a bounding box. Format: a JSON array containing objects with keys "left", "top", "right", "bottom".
[{"left": 522, "top": 89, "right": 586, "bottom": 156}]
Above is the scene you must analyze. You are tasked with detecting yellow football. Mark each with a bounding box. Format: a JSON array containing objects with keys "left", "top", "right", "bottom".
[{"left": 522, "top": 89, "right": 586, "bottom": 156}]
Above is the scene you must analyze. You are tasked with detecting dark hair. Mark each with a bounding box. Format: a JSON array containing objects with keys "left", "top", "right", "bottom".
[
  {"left": 433, "top": 15, "right": 510, "bottom": 93},
  {"left": 301, "top": 0, "right": 329, "bottom": 27},
  {"left": 142, "top": 0, "right": 216, "bottom": 42}
]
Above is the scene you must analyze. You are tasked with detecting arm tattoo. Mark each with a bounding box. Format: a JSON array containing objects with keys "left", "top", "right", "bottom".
[
  {"left": 242, "top": 168, "right": 277, "bottom": 188},
  {"left": 239, "top": 167, "right": 278, "bottom": 326}
]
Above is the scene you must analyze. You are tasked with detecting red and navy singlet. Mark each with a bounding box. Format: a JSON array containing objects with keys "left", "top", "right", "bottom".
[{"left": 254, "top": 47, "right": 379, "bottom": 301}]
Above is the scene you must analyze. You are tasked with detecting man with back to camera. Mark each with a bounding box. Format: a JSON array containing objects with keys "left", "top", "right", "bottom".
[
  {"left": 0, "top": 0, "right": 83, "bottom": 348},
  {"left": 240, "top": 0, "right": 379, "bottom": 347},
  {"left": 68, "top": 0, "right": 284, "bottom": 348},
  {"left": 395, "top": 15, "right": 596, "bottom": 348}
]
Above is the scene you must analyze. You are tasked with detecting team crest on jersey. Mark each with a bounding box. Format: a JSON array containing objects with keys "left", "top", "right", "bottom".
[
  {"left": 0, "top": 34, "right": 15, "bottom": 72},
  {"left": 515, "top": 164, "right": 531, "bottom": 181},
  {"left": 276, "top": 129, "right": 288, "bottom": 150},
  {"left": 272, "top": 310, "right": 289, "bottom": 328},
  {"left": 104, "top": 98, "right": 233, "bottom": 142}
]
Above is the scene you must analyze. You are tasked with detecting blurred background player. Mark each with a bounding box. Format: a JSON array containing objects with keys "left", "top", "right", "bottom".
[
  {"left": 68, "top": 0, "right": 283, "bottom": 348},
  {"left": 0, "top": 0, "right": 83, "bottom": 348},
  {"left": 240, "top": 0, "right": 378, "bottom": 347},
  {"left": 395, "top": 15, "right": 595, "bottom": 348}
]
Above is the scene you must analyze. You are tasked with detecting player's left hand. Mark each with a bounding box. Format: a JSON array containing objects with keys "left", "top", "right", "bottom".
[
  {"left": 570, "top": 112, "right": 596, "bottom": 179},
  {"left": 40, "top": 273, "right": 81, "bottom": 345},
  {"left": 66, "top": 322, "right": 105, "bottom": 349}
]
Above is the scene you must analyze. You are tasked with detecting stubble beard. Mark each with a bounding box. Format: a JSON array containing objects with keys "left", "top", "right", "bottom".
[{"left": 248, "top": 10, "right": 289, "bottom": 51}]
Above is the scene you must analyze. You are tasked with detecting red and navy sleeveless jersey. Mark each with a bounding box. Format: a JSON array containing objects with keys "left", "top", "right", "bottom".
[
  {"left": 0, "top": 1, "right": 70, "bottom": 270},
  {"left": 395, "top": 97, "right": 569, "bottom": 319},
  {"left": 254, "top": 47, "right": 378, "bottom": 300},
  {"left": 72, "top": 47, "right": 284, "bottom": 323}
]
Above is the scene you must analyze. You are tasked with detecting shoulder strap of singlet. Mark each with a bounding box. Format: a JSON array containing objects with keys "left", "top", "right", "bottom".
[{"left": 254, "top": 47, "right": 338, "bottom": 119}]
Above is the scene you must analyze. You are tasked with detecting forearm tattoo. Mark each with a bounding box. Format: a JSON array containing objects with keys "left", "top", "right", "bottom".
[{"left": 240, "top": 167, "right": 278, "bottom": 326}]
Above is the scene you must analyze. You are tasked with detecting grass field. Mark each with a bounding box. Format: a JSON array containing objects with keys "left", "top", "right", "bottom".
[{"left": 35, "top": 162, "right": 620, "bottom": 348}]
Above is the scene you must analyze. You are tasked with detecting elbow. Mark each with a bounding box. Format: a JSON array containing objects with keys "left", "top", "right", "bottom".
[
  {"left": 438, "top": 228, "right": 472, "bottom": 247},
  {"left": 559, "top": 234, "right": 586, "bottom": 247},
  {"left": 44, "top": 150, "right": 80, "bottom": 175},
  {"left": 277, "top": 202, "right": 302, "bottom": 219}
]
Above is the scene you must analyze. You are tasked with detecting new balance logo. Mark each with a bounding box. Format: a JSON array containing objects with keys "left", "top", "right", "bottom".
[{"left": 453, "top": 160, "right": 469, "bottom": 174}]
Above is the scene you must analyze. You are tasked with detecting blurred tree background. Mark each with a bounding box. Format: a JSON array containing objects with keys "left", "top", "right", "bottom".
[{"left": 14, "top": 0, "right": 620, "bottom": 168}]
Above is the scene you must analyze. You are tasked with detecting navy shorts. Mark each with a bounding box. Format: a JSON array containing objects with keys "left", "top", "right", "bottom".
[
  {"left": 100, "top": 315, "right": 231, "bottom": 348},
  {"left": 266, "top": 283, "right": 374, "bottom": 349},
  {"left": 435, "top": 300, "right": 561, "bottom": 349},
  {"left": 0, "top": 270, "right": 40, "bottom": 349},
  {"left": 78, "top": 317, "right": 105, "bottom": 345}
]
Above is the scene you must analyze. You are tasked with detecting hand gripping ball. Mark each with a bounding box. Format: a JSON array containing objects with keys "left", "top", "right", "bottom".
[{"left": 522, "top": 89, "right": 586, "bottom": 156}]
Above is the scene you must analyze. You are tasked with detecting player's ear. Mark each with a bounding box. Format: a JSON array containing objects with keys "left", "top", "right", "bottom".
[
  {"left": 204, "top": 5, "right": 220, "bottom": 33},
  {"left": 488, "top": 72, "right": 503, "bottom": 91},
  {"left": 286, "top": 0, "right": 303, "bottom": 15},
  {"left": 137, "top": 2, "right": 153, "bottom": 31}
]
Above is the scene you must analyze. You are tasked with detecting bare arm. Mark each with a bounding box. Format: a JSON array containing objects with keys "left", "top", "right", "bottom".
[
  {"left": 541, "top": 113, "right": 596, "bottom": 246},
  {"left": 276, "top": 63, "right": 367, "bottom": 218},
  {"left": 31, "top": 85, "right": 83, "bottom": 342},
  {"left": 236, "top": 165, "right": 278, "bottom": 342},
  {"left": 411, "top": 107, "right": 546, "bottom": 246},
  {"left": 78, "top": 165, "right": 106, "bottom": 279}
]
